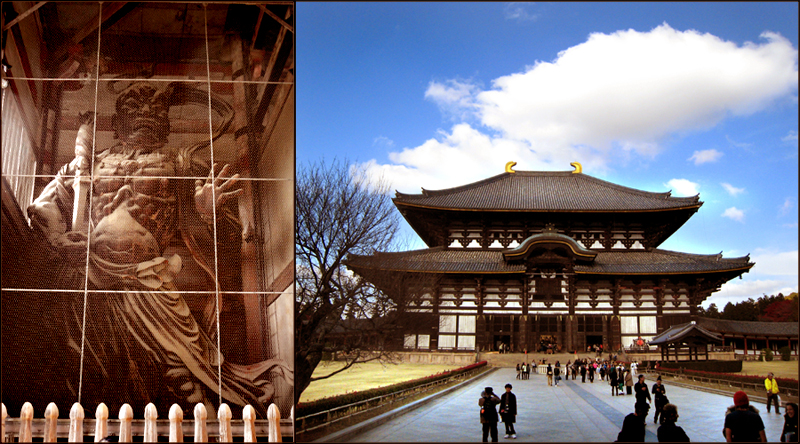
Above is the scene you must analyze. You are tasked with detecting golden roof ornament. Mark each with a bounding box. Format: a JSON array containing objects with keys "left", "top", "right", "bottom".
[
  {"left": 570, "top": 162, "right": 582, "bottom": 174},
  {"left": 505, "top": 161, "right": 517, "bottom": 173}
]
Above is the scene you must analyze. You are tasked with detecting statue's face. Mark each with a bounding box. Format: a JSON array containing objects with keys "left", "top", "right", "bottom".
[{"left": 112, "top": 84, "right": 171, "bottom": 150}]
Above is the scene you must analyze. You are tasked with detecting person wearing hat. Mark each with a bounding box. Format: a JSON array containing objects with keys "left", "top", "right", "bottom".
[
  {"left": 724, "top": 391, "right": 766, "bottom": 442},
  {"left": 651, "top": 376, "right": 668, "bottom": 424},
  {"left": 479, "top": 386, "right": 501, "bottom": 442},
  {"left": 499, "top": 383, "right": 518, "bottom": 439}
]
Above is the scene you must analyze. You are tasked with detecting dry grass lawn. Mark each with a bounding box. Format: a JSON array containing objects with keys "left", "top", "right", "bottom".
[
  {"left": 740, "top": 360, "right": 799, "bottom": 380},
  {"left": 299, "top": 361, "right": 460, "bottom": 403}
]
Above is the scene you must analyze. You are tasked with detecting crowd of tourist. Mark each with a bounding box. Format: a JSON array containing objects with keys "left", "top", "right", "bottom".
[{"left": 478, "top": 358, "right": 798, "bottom": 443}]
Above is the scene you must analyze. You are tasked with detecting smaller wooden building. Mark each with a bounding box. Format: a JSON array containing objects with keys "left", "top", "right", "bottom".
[
  {"left": 649, "top": 321, "right": 723, "bottom": 361},
  {"left": 696, "top": 318, "right": 799, "bottom": 358}
]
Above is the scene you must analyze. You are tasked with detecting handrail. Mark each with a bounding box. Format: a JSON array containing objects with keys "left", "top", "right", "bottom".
[{"left": 652, "top": 368, "right": 799, "bottom": 398}]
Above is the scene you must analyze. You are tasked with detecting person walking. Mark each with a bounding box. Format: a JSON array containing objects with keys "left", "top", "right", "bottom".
[
  {"left": 625, "top": 368, "right": 634, "bottom": 395},
  {"left": 554, "top": 361, "right": 561, "bottom": 387},
  {"left": 516, "top": 363, "right": 521, "bottom": 380},
  {"left": 565, "top": 360, "right": 571, "bottom": 381},
  {"left": 546, "top": 363, "right": 553, "bottom": 386},
  {"left": 588, "top": 362, "right": 595, "bottom": 383},
  {"left": 781, "top": 402, "right": 798, "bottom": 442},
  {"left": 724, "top": 391, "right": 766, "bottom": 442},
  {"left": 652, "top": 376, "right": 668, "bottom": 424},
  {"left": 580, "top": 362, "right": 587, "bottom": 383},
  {"left": 657, "top": 403, "right": 690, "bottom": 442},
  {"left": 766, "top": 372, "right": 781, "bottom": 414},
  {"left": 520, "top": 362, "right": 527, "bottom": 380},
  {"left": 634, "top": 374, "right": 651, "bottom": 424},
  {"left": 609, "top": 364, "right": 619, "bottom": 396},
  {"left": 500, "top": 383, "right": 518, "bottom": 439},
  {"left": 480, "top": 387, "right": 501, "bottom": 442}
]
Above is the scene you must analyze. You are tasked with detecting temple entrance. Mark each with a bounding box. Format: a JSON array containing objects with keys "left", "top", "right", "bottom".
[
  {"left": 587, "top": 335, "right": 603, "bottom": 347},
  {"left": 494, "top": 335, "right": 511, "bottom": 353},
  {"left": 538, "top": 334, "right": 558, "bottom": 354}
]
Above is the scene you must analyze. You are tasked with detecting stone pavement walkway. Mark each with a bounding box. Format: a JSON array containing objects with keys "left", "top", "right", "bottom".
[{"left": 340, "top": 368, "right": 788, "bottom": 442}]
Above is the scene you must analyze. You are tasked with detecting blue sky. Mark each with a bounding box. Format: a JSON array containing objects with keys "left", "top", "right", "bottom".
[{"left": 297, "top": 2, "right": 799, "bottom": 309}]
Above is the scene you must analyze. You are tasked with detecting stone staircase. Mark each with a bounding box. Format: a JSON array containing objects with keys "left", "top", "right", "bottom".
[{"left": 477, "top": 351, "right": 627, "bottom": 367}]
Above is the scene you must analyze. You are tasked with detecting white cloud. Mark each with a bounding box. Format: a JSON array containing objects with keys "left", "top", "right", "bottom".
[
  {"left": 363, "top": 23, "right": 798, "bottom": 192},
  {"left": 721, "top": 182, "right": 745, "bottom": 197},
  {"left": 703, "top": 278, "right": 797, "bottom": 308},
  {"left": 750, "top": 249, "right": 799, "bottom": 276},
  {"left": 783, "top": 130, "right": 798, "bottom": 144},
  {"left": 722, "top": 206, "right": 745, "bottom": 222},
  {"left": 373, "top": 136, "right": 395, "bottom": 149},
  {"left": 424, "top": 79, "right": 481, "bottom": 121},
  {"left": 664, "top": 178, "right": 699, "bottom": 196},
  {"left": 504, "top": 2, "right": 539, "bottom": 21},
  {"left": 725, "top": 135, "right": 753, "bottom": 150},
  {"left": 779, "top": 197, "right": 794, "bottom": 216},
  {"left": 689, "top": 149, "right": 723, "bottom": 165}
]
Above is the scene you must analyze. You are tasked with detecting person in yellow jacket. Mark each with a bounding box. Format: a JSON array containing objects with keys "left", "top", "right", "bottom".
[{"left": 765, "top": 372, "right": 781, "bottom": 414}]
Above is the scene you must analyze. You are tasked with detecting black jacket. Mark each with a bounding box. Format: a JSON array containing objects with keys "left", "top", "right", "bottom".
[{"left": 500, "top": 391, "right": 517, "bottom": 422}]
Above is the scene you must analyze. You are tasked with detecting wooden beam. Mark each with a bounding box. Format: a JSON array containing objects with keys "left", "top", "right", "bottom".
[
  {"left": 259, "top": 5, "right": 293, "bottom": 34},
  {"left": 2, "top": 2, "right": 47, "bottom": 31}
]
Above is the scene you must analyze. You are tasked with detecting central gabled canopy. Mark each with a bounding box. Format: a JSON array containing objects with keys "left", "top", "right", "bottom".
[{"left": 502, "top": 226, "right": 597, "bottom": 264}]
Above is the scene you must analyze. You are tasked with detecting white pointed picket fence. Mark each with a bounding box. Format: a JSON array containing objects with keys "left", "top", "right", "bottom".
[{"left": 1, "top": 401, "right": 292, "bottom": 442}]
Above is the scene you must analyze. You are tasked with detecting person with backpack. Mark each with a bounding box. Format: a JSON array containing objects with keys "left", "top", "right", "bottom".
[{"left": 479, "top": 387, "right": 501, "bottom": 442}]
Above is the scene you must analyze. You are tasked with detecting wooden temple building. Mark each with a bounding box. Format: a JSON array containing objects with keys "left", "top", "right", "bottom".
[{"left": 345, "top": 163, "right": 755, "bottom": 354}]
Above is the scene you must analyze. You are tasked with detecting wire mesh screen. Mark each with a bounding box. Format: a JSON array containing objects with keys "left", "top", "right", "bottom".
[{"left": 1, "top": 1, "right": 294, "bottom": 426}]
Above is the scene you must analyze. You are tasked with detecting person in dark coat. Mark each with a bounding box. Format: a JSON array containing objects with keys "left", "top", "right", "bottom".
[
  {"left": 609, "top": 365, "right": 619, "bottom": 396},
  {"left": 500, "top": 383, "right": 518, "bottom": 439},
  {"left": 580, "top": 363, "right": 587, "bottom": 383},
  {"left": 781, "top": 402, "right": 798, "bottom": 442},
  {"left": 634, "top": 374, "right": 651, "bottom": 424},
  {"left": 479, "top": 387, "right": 501, "bottom": 442},
  {"left": 657, "top": 403, "right": 690, "bottom": 442},
  {"left": 652, "top": 376, "right": 668, "bottom": 424},
  {"left": 616, "top": 403, "right": 649, "bottom": 442}
]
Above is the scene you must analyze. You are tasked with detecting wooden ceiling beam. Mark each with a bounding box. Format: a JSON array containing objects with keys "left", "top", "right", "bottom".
[
  {"left": 2, "top": 1, "right": 47, "bottom": 31},
  {"left": 259, "top": 5, "right": 293, "bottom": 34}
]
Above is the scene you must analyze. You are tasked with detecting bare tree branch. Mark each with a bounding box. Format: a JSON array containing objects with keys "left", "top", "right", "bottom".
[{"left": 295, "top": 158, "right": 402, "bottom": 404}]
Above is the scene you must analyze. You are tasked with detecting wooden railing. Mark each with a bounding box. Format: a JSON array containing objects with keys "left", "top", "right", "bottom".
[
  {"left": 1, "top": 401, "right": 290, "bottom": 442},
  {"left": 652, "top": 368, "right": 799, "bottom": 398}
]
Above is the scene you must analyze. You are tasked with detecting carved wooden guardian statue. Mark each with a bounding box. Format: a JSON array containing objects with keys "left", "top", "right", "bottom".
[{"left": 26, "top": 82, "right": 288, "bottom": 417}]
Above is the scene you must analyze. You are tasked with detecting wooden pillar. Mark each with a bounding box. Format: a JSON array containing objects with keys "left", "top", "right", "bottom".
[
  {"left": 565, "top": 315, "right": 574, "bottom": 353},
  {"left": 744, "top": 337, "right": 748, "bottom": 356},
  {"left": 521, "top": 315, "right": 530, "bottom": 352},
  {"left": 231, "top": 35, "right": 265, "bottom": 363}
]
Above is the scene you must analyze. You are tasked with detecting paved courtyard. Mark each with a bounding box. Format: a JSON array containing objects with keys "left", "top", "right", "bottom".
[{"left": 330, "top": 367, "right": 788, "bottom": 442}]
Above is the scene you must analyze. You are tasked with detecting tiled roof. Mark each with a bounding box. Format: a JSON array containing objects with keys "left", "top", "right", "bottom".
[
  {"left": 649, "top": 321, "right": 723, "bottom": 345},
  {"left": 393, "top": 171, "right": 701, "bottom": 212},
  {"left": 344, "top": 248, "right": 753, "bottom": 275},
  {"left": 696, "top": 318, "right": 799, "bottom": 337},
  {"left": 578, "top": 250, "right": 752, "bottom": 275}
]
